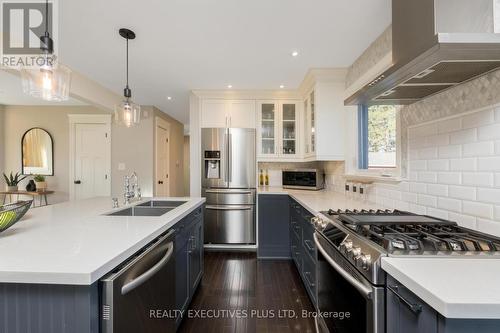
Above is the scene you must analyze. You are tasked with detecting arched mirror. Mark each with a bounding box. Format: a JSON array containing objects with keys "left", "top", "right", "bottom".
[{"left": 21, "top": 128, "right": 54, "bottom": 176}]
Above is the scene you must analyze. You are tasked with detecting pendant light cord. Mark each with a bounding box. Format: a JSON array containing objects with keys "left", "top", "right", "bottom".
[
  {"left": 45, "top": 0, "right": 49, "bottom": 36},
  {"left": 126, "top": 38, "right": 129, "bottom": 88}
]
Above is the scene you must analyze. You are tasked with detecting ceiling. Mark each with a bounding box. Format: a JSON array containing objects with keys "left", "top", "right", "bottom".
[
  {"left": 58, "top": 0, "right": 391, "bottom": 124},
  {"left": 0, "top": 70, "right": 84, "bottom": 106}
]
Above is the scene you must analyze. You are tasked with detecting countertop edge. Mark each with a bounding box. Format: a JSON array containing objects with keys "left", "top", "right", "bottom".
[{"left": 381, "top": 258, "right": 500, "bottom": 319}]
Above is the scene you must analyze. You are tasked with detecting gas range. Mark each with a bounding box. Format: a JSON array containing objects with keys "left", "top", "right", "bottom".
[{"left": 313, "top": 209, "right": 500, "bottom": 285}]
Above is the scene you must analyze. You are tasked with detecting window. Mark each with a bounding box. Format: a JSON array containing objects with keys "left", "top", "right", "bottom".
[{"left": 358, "top": 105, "right": 398, "bottom": 169}]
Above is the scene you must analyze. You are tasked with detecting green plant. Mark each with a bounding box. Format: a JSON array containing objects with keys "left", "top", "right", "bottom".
[
  {"left": 3, "top": 172, "right": 27, "bottom": 186},
  {"left": 33, "top": 174, "right": 46, "bottom": 182}
]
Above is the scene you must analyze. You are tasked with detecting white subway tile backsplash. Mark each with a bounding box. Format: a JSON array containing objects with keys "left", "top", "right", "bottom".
[
  {"left": 393, "top": 200, "right": 410, "bottom": 211},
  {"left": 427, "top": 208, "right": 449, "bottom": 220},
  {"left": 495, "top": 107, "right": 500, "bottom": 121},
  {"left": 496, "top": 174, "right": 500, "bottom": 187},
  {"left": 462, "top": 141, "right": 495, "bottom": 157},
  {"left": 476, "top": 218, "right": 500, "bottom": 237},
  {"left": 418, "top": 172, "right": 437, "bottom": 183},
  {"left": 462, "top": 109, "right": 494, "bottom": 129},
  {"left": 399, "top": 182, "right": 410, "bottom": 192},
  {"left": 477, "top": 157, "right": 500, "bottom": 171},
  {"left": 427, "top": 184, "right": 448, "bottom": 196},
  {"left": 438, "top": 145, "right": 462, "bottom": 158},
  {"left": 437, "top": 197, "right": 462, "bottom": 213},
  {"left": 409, "top": 123, "right": 438, "bottom": 139},
  {"left": 409, "top": 182, "right": 427, "bottom": 194},
  {"left": 418, "top": 147, "right": 438, "bottom": 159},
  {"left": 438, "top": 172, "right": 462, "bottom": 185},
  {"left": 448, "top": 186, "right": 476, "bottom": 200},
  {"left": 496, "top": 141, "right": 500, "bottom": 154},
  {"left": 408, "top": 203, "right": 427, "bottom": 215},
  {"left": 477, "top": 188, "right": 500, "bottom": 204},
  {"left": 450, "top": 128, "right": 477, "bottom": 144},
  {"left": 402, "top": 192, "right": 418, "bottom": 203},
  {"left": 462, "top": 201, "right": 494, "bottom": 219},
  {"left": 450, "top": 158, "right": 476, "bottom": 171},
  {"left": 417, "top": 194, "right": 437, "bottom": 207},
  {"left": 427, "top": 134, "right": 450, "bottom": 147},
  {"left": 409, "top": 160, "right": 427, "bottom": 171},
  {"left": 448, "top": 212, "right": 477, "bottom": 229},
  {"left": 495, "top": 206, "right": 500, "bottom": 220},
  {"left": 437, "top": 117, "right": 461, "bottom": 134},
  {"left": 427, "top": 159, "right": 450, "bottom": 171},
  {"left": 409, "top": 172, "right": 418, "bottom": 181},
  {"left": 478, "top": 123, "right": 500, "bottom": 141},
  {"left": 409, "top": 149, "right": 419, "bottom": 160},
  {"left": 462, "top": 172, "right": 494, "bottom": 187}
]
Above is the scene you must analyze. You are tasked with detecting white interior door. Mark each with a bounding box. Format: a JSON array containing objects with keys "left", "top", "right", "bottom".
[
  {"left": 74, "top": 123, "right": 111, "bottom": 199},
  {"left": 155, "top": 119, "right": 170, "bottom": 196}
]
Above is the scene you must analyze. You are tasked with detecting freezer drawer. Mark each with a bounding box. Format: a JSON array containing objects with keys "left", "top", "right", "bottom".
[
  {"left": 205, "top": 205, "right": 256, "bottom": 244},
  {"left": 202, "top": 188, "right": 256, "bottom": 205}
]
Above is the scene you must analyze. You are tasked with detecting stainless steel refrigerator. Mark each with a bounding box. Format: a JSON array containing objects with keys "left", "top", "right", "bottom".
[{"left": 201, "top": 128, "right": 256, "bottom": 245}]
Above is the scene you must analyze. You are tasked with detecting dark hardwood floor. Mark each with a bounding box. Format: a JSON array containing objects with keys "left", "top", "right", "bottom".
[{"left": 178, "top": 252, "right": 316, "bottom": 333}]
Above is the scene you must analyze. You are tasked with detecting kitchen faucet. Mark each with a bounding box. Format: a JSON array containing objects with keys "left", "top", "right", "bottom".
[{"left": 124, "top": 171, "right": 141, "bottom": 205}]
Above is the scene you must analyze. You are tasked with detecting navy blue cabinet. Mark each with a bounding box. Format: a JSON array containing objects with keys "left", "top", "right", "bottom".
[
  {"left": 289, "top": 199, "right": 317, "bottom": 307},
  {"left": 175, "top": 205, "right": 204, "bottom": 329},
  {"left": 257, "top": 194, "right": 291, "bottom": 259}
]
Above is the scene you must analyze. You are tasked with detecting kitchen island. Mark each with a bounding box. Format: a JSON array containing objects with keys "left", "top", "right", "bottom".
[{"left": 0, "top": 196, "right": 205, "bottom": 333}]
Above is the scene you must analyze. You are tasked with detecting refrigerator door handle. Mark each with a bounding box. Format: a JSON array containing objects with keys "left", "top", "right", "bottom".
[{"left": 227, "top": 131, "right": 232, "bottom": 183}]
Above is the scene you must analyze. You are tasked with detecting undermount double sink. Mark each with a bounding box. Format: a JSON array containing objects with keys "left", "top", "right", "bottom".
[{"left": 106, "top": 200, "right": 188, "bottom": 217}]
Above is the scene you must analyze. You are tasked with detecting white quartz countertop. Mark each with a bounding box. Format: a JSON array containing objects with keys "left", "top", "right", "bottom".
[
  {"left": 382, "top": 257, "right": 500, "bottom": 319},
  {"left": 258, "top": 186, "right": 380, "bottom": 214},
  {"left": 0, "top": 197, "right": 205, "bottom": 285}
]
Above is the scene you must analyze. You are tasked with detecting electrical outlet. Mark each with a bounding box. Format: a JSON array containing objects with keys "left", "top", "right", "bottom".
[{"left": 118, "top": 163, "right": 126, "bottom": 171}]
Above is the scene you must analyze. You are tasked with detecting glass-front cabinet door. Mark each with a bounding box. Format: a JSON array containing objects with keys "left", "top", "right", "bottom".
[
  {"left": 281, "top": 103, "right": 297, "bottom": 156},
  {"left": 310, "top": 91, "right": 315, "bottom": 154},
  {"left": 258, "top": 102, "right": 277, "bottom": 156}
]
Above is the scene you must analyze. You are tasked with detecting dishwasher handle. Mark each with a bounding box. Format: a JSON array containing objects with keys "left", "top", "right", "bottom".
[{"left": 121, "top": 241, "right": 174, "bottom": 295}]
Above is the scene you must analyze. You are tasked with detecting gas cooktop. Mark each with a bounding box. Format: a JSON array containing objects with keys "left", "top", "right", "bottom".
[{"left": 320, "top": 209, "right": 500, "bottom": 254}]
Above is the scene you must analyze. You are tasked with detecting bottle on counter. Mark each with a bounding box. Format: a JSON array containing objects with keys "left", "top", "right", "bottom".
[
  {"left": 265, "top": 169, "right": 269, "bottom": 186},
  {"left": 259, "top": 169, "right": 264, "bottom": 186}
]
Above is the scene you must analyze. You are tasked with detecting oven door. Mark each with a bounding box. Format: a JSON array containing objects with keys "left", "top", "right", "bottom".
[{"left": 314, "top": 233, "right": 384, "bottom": 333}]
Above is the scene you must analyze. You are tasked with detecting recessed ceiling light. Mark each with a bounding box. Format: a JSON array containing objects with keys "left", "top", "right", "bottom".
[
  {"left": 279, "top": 85, "right": 285, "bottom": 89},
  {"left": 227, "top": 85, "right": 233, "bottom": 89},
  {"left": 291, "top": 50, "right": 299, "bottom": 57},
  {"left": 167, "top": 96, "right": 172, "bottom": 100}
]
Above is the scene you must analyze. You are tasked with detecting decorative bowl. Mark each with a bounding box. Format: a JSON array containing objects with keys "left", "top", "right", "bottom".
[{"left": 0, "top": 200, "right": 32, "bottom": 233}]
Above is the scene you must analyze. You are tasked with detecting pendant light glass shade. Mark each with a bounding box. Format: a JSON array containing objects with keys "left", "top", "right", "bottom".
[
  {"left": 115, "top": 99, "right": 141, "bottom": 128},
  {"left": 115, "top": 28, "right": 140, "bottom": 128},
  {"left": 21, "top": 62, "right": 71, "bottom": 102}
]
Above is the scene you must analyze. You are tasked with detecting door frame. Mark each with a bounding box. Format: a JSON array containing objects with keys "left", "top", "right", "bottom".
[
  {"left": 154, "top": 116, "right": 170, "bottom": 196},
  {"left": 68, "top": 114, "right": 112, "bottom": 201}
]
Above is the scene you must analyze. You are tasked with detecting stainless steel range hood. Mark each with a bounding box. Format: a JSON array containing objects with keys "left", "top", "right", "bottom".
[{"left": 345, "top": 0, "right": 500, "bottom": 106}]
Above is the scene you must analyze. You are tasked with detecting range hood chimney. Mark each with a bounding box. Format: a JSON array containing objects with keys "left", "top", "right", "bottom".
[{"left": 345, "top": 0, "right": 500, "bottom": 105}]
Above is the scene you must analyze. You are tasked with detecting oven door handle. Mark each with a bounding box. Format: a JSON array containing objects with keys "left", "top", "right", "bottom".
[{"left": 314, "top": 233, "right": 372, "bottom": 299}]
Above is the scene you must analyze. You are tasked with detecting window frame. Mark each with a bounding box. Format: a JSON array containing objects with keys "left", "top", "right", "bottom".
[{"left": 357, "top": 104, "right": 402, "bottom": 177}]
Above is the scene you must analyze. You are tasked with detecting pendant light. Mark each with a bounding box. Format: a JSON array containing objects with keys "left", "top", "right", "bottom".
[
  {"left": 21, "top": 0, "right": 71, "bottom": 101},
  {"left": 115, "top": 28, "right": 141, "bottom": 128}
]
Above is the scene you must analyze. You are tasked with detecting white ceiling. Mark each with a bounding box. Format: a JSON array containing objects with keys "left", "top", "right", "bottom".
[
  {"left": 58, "top": 0, "right": 391, "bottom": 124},
  {"left": 0, "top": 70, "right": 84, "bottom": 106}
]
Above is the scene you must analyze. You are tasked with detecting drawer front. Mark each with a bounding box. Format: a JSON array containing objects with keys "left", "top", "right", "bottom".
[
  {"left": 302, "top": 254, "right": 317, "bottom": 306},
  {"left": 205, "top": 205, "right": 255, "bottom": 244},
  {"left": 203, "top": 188, "right": 256, "bottom": 205},
  {"left": 302, "top": 225, "right": 316, "bottom": 261}
]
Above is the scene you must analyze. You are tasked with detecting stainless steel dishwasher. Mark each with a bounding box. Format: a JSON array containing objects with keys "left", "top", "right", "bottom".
[{"left": 100, "top": 229, "right": 175, "bottom": 333}]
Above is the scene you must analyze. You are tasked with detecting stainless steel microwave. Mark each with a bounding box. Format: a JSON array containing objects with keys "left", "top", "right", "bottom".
[{"left": 282, "top": 169, "right": 325, "bottom": 191}]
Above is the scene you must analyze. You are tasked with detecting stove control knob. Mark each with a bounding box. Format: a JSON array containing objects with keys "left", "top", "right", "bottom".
[
  {"left": 340, "top": 239, "right": 353, "bottom": 253},
  {"left": 311, "top": 217, "right": 319, "bottom": 226},
  {"left": 361, "top": 254, "right": 372, "bottom": 271},
  {"left": 351, "top": 247, "right": 362, "bottom": 257}
]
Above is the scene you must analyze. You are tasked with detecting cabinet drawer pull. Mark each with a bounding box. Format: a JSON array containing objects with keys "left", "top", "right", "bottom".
[
  {"left": 304, "top": 271, "right": 315, "bottom": 287},
  {"left": 388, "top": 285, "right": 423, "bottom": 315},
  {"left": 304, "top": 239, "right": 314, "bottom": 251}
]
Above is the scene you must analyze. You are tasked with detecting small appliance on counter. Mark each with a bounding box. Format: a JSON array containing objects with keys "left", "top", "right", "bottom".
[
  {"left": 282, "top": 169, "right": 324, "bottom": 190},
  {"left": 201, "top": 128, "right": 256, "bottom": 246}
]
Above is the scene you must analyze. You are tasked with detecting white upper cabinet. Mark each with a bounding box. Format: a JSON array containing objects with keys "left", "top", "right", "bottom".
[
  {"left": 227, "top": 100, "right": 256, "bottom": 128},
  {"left": 303, "top": 90, "right": 316, "bottom": 158},
  {"left": 200, "top": 99, "right": 256, "bottom": 128},
  {"left": 257, "top": 100, "right": 301, "bottom": 160},
  {"left": 201, "top": 100, "right": 227, "bottom": 128}
]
